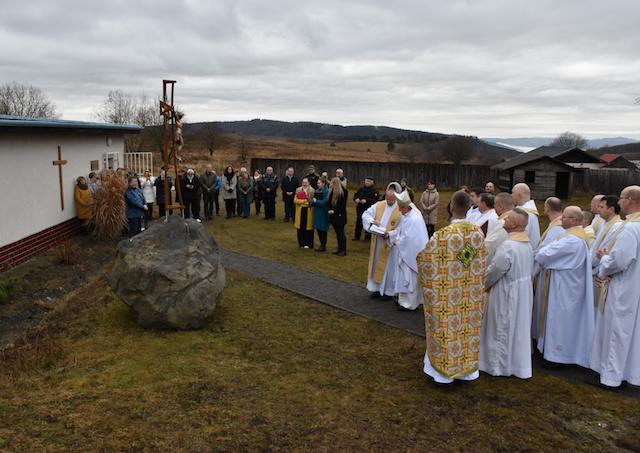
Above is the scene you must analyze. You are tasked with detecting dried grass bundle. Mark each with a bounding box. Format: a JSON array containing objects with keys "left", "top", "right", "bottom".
[
  {"left": 90, "top": 170, "right": 127, "bottom": 240},
  {"left": 54, "top": 241, "right": 81, "bottom": 265}
]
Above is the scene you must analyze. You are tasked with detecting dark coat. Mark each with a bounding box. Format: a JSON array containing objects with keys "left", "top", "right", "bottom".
[
  {"left": 353, "top": 185, "right": 380, "bottom": 213},
  {"left": 305, "top": 173, "right": 320, "bottom": 189},
  {"left": 154, "top": 176, "right": 173, "bottom": 205},
  {"left": 260, "top": 174, "right": 279, "bottom": 199},
  {"left": 328, "top": 188, "right": 348, "bottom": 227},
  {"left": 181, "top": 175, "right": 201, "bottom": 200},
  {"left": 281, "top": 175, "right": 300, "bottom": 200}
]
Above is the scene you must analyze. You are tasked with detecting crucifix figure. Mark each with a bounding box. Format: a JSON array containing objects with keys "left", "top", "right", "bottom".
[{"left": 52, "top": 145, "right": 68, "bottom": 210}]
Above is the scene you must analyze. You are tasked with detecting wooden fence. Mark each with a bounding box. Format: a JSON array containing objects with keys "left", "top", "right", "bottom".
[
  {"left": 124, "top": 152, "right": 154, "bottom": 175},
  {"left": 573, "top": 168, "right": 640, "bottom": 195},
  {"left": 250, "top": 158, "right": 499, "bottom": 191}
]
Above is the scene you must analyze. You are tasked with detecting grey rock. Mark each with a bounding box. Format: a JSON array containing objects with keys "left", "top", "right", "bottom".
[{"left": 108, "top": 216, "right": 225, "bottom": 329}]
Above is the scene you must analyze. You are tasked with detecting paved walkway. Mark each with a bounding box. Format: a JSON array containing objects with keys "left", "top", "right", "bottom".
[{"left": 222, "top": 249, "right": 639, "bottom": 397}]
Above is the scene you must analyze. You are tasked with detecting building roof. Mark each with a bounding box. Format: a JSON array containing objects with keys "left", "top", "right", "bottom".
[
  {"left": 492, "top": 153, "right": 576, "bottom": 171},
  {"left": 599, "top": 153, "right": 621, "bottom": 163},
  {"left": 0, "top": 114, "right": 142, "bottom": 133}
]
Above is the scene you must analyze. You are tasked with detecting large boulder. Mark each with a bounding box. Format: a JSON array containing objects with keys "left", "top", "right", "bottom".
[{"left": 108, "top": 216, "right": 225, "bottom": 329}]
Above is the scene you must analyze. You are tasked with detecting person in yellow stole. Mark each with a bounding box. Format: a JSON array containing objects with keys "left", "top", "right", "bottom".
[
  {"left": 294, "top": 177, "right": 315, "bottom": 249},
  {"left": 362, "top": 182, "right": 402, "bottom": 300},
  {"left": 417, "top": 191, "right": 487, "bottom": 384}
]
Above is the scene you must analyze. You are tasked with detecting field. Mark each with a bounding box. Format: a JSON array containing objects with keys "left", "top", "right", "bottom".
[{"left": 2, "top": 191, "right": 633, "bottom": 451}]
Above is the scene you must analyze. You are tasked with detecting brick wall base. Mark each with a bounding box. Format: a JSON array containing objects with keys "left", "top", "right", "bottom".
[{"left": 0, "top": 218, "right": 81, "bottom": 272}]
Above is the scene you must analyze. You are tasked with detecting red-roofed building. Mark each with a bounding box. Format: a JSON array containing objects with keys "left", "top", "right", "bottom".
[{"left": 598, "top": 153, "right": 638, "bottom": 169}]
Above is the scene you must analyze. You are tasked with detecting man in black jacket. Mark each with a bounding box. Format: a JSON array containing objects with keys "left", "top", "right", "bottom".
[
  {"left": 260, "top": 166, "right": 279, "bottom": 220},
  {"left": 281, "top": 167, "right": 299, "bottom": 222},
  {"left": 304, "top": 165, "right": 319, "bottom": 189},
  {"left": 181, "top": 168, "right": 202, "bottom": 220},
  {"left": 200, "top": 164, "right": 217, "bottom": 221},
  {"left": 353, "top": 177, "right": 380, "bottom": 241},
  {"left": 154, "top": 167, "right": 173, "bottom": 218}
]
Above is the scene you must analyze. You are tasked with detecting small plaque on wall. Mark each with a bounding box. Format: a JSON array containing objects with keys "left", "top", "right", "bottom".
[{"left": 90, "top": 160, "right": 99, "bottom": 171}]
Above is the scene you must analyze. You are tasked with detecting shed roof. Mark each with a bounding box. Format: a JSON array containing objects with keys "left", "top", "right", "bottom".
[
  {"left": 599, "top": 153, "right": 621, "bottom": 163},
  {"left": 492, "top": 154, "right": 576, "bottom": 171},
  {"left": 0, "top": 114, "right": 142, "bottom": 133}
]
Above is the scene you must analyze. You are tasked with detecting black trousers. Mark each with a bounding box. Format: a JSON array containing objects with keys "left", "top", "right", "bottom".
[
  {"left": 427, "top": 224, "right": 436, "bottom": 238},
  {"left": 317, "top": 229, "right": 327, "bottom": 248},
  {"left": 255, "top": 198, "right": 262, "bottom": 215},
  {"left": 225, "top": 199, "right": 236, "bottom": 217},
  {"left": 354, "top": 207, "right": 370, "bottom": 240},
  {"left": 284, "top": 194, "right": 295, "bottom": 220},
  {"left": 264, "top": 196, "right": 276, "bottom": 219},
  {"left": 184, "top": 196, "right": 200, "bottom": 219},
  {"left": 333, "top": 224, "right": 347, "bottom": 252},
  {"left": 144, "top": 203, "right": 153, "bottom": 224},
  {"left": 214, "top": 191, "right": 220, "bottom": 215},
  {"left": 203, "top": 191, "right": 215, "bottom": 219}
]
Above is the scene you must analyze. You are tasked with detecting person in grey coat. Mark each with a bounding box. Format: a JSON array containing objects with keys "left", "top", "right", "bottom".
[
  {"left": 236, "top": 168, "right": 254, "bottom": 218},
  {"left": 222, "top": 165, "right": 237, "bottom": 218}
]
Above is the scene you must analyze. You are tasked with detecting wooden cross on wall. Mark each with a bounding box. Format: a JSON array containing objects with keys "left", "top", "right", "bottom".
[{"left": 52, "top": 145, "right": 67, "bottom": 210}]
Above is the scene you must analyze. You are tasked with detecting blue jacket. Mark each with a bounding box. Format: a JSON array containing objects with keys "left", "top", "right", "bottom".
[
  {"left": 215, "top": 176, "right": 222, "bottom": 191},
  {"left": 125, "top": 187, "right": 146, "bottom": 219},
  {"left": 312, "top": 187, "right": 329, "bottom": 231}
]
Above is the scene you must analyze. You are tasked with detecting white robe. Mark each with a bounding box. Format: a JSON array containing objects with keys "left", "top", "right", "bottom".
[
  {"left": 531, "top": 224, "right": 565, "bottom": 339},
  {"left": 485, "top": 217, "right": 508, "bottom": 262},
  {"left": 473, "top": 208, "right": 498, "bottom": 227},
  {"left": 535, "top": 231, "right": 594, "bottom": 367},
  {"left": 519, "top": 199, "right": 541, "bottom": 249},
  {"left": 363, "top": 201, "right": 400, "bottom": 295},
  {"left": 388, "top": 206, "right": 429, "bottom": 310},
  {"left": 466, "top": 206, "right": 481, "bottom": 224},
  {"left": 480, "top": 236, "right": 534, "bottom": 378},
  {"left": 590, "top": 218, "right": 624, "bottom": 275},
  {"left": 590, "top": 220, "right": 640, "bottom": 387},
  {"left": 423, "top": 218, "right": 480, "bottom": 384}
]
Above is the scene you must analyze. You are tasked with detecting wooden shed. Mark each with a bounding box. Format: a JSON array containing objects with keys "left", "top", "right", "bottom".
[{"left": 492, "top": 154, "right": 577, "bottom": 199}]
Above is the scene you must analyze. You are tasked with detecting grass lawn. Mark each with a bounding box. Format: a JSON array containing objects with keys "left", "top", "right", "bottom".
[
  {"left": 209, "top": 190, "right": 594, "bottom": 285},
  {"left": 1, "top": 271, "right": 639, "bottom": 451}
]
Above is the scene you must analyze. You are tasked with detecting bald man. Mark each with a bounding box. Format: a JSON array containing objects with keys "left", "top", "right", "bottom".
[
  {"left": 532, "top": 197, "right": 565, "bottom": 339},
  {"left": 590, "top": 194, "right": 606, "bottom": 233},
  {"left": 480, "top": 208, "right": 534, "bottom": 378},
  {"left": 591, "top": 186, "right": 640, "bottom": 387},
  {"left": 535, "top": 206, "right": 594, "bottom": 367},
  {"left": 484, "top": 192, "right": 513, "bottom": 261},
  {"left": 511, "top": 183, "right": 540, "bottom": 248}
]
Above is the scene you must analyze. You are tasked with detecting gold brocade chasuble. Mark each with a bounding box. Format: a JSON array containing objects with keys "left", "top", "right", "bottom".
[
  {"left": 417, "top": 221, "right": 487, "bottom": 378},
  {"left": 367, "top": 202, "right": 401, "bottom": 283}
]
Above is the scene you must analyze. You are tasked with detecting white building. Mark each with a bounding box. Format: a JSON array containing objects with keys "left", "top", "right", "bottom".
[{"left": 0, "top": 115, "right": 141, "bottom": 270}]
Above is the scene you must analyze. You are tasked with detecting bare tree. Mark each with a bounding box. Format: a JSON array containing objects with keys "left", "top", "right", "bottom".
[
  {"left": 550, "top": 131, "right": 588, "bottom": 149},
  {"left": 0, "top": 81, "right": 58, "bottom": 118},
  {"left": 96, "top": 90, "right": 162, "bottom": 153},
  {"left": 441, "top": 136, "right": 475, "bottom": 165},
  {"left": 201, "top": 122, "right": 228, "bottom": 156}
]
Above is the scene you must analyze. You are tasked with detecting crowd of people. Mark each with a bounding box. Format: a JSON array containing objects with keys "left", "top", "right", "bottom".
[
  {"left": 362, "top": 179, "right": 640, "bottom": 389},
  {"left": 73, "top": 164, "right": 640, "bottom": 389}
]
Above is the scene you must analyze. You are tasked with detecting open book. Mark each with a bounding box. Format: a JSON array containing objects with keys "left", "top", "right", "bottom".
[{"left": 369, "top": 224, "right": 387, "bottom": 236}]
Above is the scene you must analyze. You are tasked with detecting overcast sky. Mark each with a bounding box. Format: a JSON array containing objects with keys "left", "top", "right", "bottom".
[{"left": 1, "top": 0, "right": 639, "bottom": 138}]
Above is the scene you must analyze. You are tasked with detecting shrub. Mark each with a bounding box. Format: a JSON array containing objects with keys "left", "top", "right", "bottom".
[
  {"left": 91, "top": 170, "right": 127, "bottom": 240},
  {"left": 0, "top": 276, "right": 16, "bottom": 304}
]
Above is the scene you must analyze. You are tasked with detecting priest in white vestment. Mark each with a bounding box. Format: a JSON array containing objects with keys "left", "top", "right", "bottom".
[
  {"left": 532, "top": 197, "right": 564, "bottom": 339},
  {"left": 590, "top": 195, "right": 623, "bottom": 313},
  {"left": 362, "top": 184, "right": 402, "bottom": 300},
  {"left": 484, "top": 192, "right": 514, "bottom": 262},
  {"left": 387, "top": 190, "right": 429, "bottom": 311},
  {"left": 480, "top": 208, "right": 534, "bottom": 378},
  {"left": 512, "top": 183, "right": 540, "bottom": 248},
  {"left": 535, "top": 206, "right": 594, "bottom": 367},
  {"left": 473, "top": 193, "right": 498, "bottom": 230},
  {"left": 590, "top": 194, "right": 605, "bottom": 233},
  {"left": 590, "top": 186, "right": 640, "bottom": 387}
]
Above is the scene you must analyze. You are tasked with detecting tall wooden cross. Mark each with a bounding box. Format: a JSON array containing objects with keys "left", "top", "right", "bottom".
[{"left": 52, "top": 145, "right": 67, "bottom": 210}]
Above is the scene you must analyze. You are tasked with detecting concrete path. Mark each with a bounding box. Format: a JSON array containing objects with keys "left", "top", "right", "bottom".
[{"left": 222, "top": 248, "right": 639, "bottom": 397}]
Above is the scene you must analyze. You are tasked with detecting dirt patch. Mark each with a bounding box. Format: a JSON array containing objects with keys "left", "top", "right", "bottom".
[{"left": 0, "top": 236, "right": 117, "bottom": 348}]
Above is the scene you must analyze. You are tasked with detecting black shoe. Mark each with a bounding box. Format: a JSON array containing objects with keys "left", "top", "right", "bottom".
[
  {"left": 369, "top": 292, "right": 381, "bottom": 299},
  {"left": 397, "top": 305, "right": 416, "bottom": 312},
  {"left": 336, "top": 251, "right": 346, "bottom": 257},
  {"left": 380, "top": 295, "right": 393, "bottom": 301},
  {"left": 314, "top": 246, "right": 326, "bottom": 252}
]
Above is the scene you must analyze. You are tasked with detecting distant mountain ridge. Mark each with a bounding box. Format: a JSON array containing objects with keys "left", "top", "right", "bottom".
[
  {"left": 484, "top": 136, "right": 638, "bottom": 151},
  {"left": 188, "top": 118, "right": 450, "bottom": 142}
]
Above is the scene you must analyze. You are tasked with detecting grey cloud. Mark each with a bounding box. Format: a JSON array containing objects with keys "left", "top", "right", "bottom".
[{"left": 1, "top": 0, "right": 639, "bottom": 137}]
